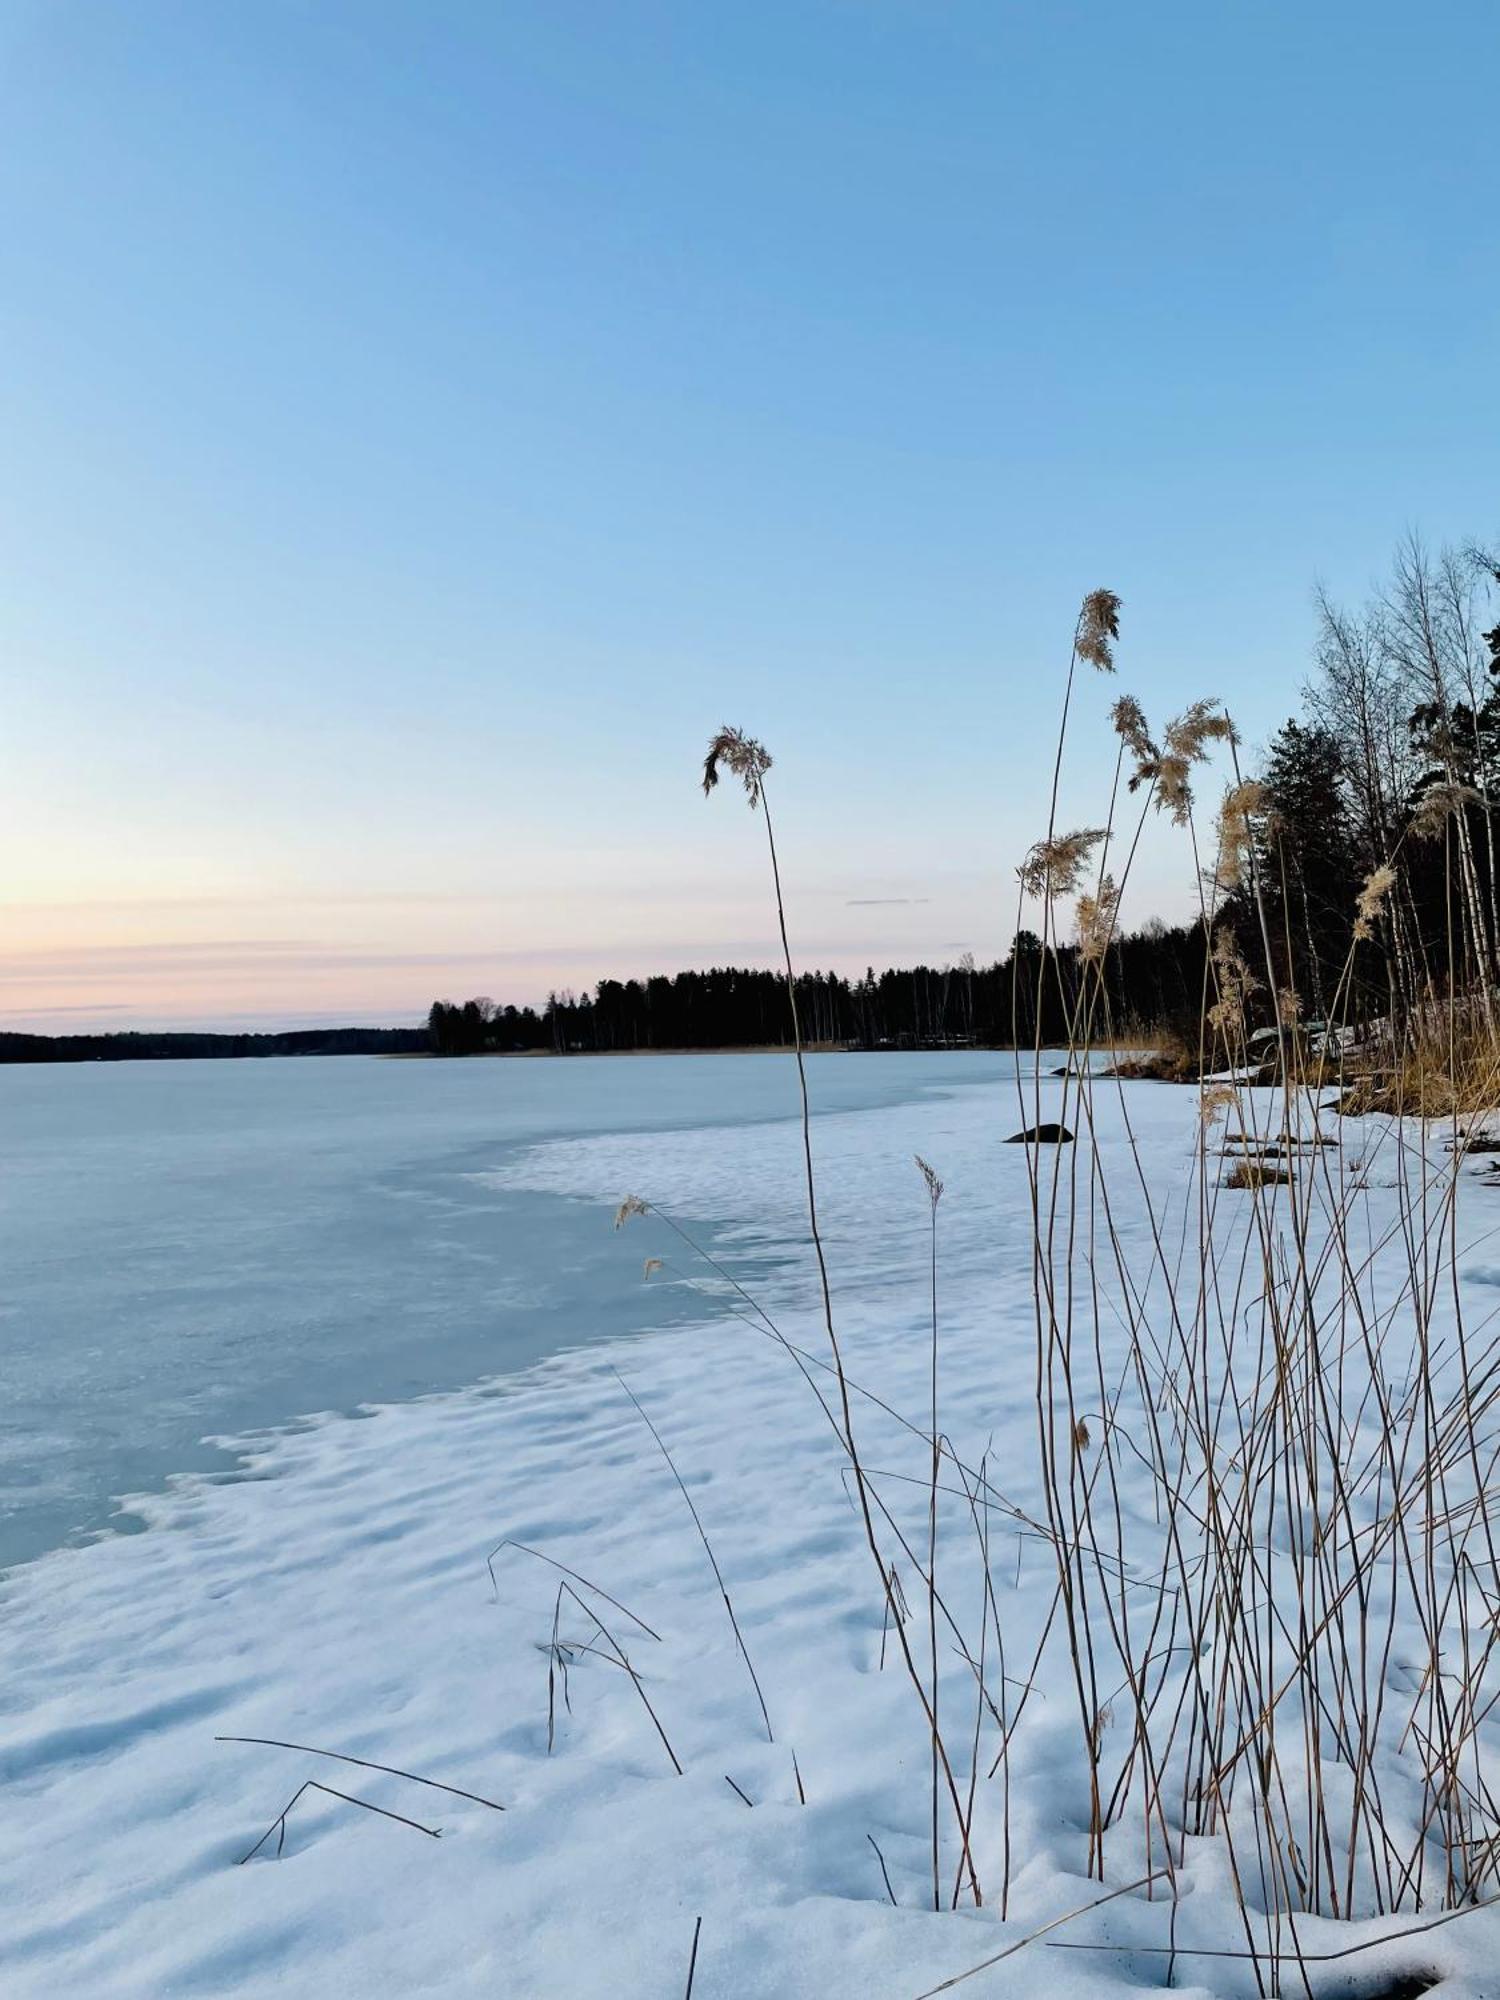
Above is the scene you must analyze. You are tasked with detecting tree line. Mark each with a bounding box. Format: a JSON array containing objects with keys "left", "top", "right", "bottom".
[
  {"left": 427, "top": 923, "right": 1216, "bottom": 1056},
  {"left": 1210, "top": 535, "right": 1500, "bottom": 1028}
]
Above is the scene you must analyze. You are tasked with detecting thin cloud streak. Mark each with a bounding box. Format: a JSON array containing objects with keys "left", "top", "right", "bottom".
[
  {"left": 0, "top": 893, "right": 499, "bottom": 915},
  {"left": 0, "top": 937, "right": 911, "bottom": 1011}
]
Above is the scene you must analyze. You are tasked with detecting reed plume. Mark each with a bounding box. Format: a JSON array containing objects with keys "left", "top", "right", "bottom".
[
  {"left": 1210, "top": 779, "right": 1265, "bottom": 896},
  {"left": 702, "top": 727, "right": 772, "bottom": 808},
  {"left": 1111, "top": 694, "right": 1159, "bottom": 787},
  {"left": 1206, "top": 922, "right": 1259, "bottom": 1037},
  {"left": 1152, "top": 700, "right": 1238, "bottom": 826},
  {"left": 1411, "top": 778, "right": 1481, "bottom": 841},
  {"left": 1076, "top": 589, "right": 1122, "bottom": 671},
  {"left": 1197, "top": 1081, "right": 1238, "bottom": 1124},
  {"left": 1019, "top": 829, "right": 1107, "bottom": 900},
  {"left": 1074, "top": 875, "right": 1120, "bottom": 963},
  {"left": 1353, "top": 862, "right": 1397, "bottom": 942}
]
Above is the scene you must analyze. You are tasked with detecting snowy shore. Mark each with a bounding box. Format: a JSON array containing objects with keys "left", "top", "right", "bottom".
[{"left": 3, "top": 1071, "right": 1499, "bottom": 1997}]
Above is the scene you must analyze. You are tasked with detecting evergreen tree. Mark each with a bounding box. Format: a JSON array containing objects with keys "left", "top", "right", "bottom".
[{"left": 1258, "top": 719, "right": 1359, "bottom": 1017}]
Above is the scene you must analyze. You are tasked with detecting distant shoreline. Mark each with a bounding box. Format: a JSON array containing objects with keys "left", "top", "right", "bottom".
[
  {"left": 406, "top": 1042, "right": 992, "bottom": 1059},
  {"left": 0, "top": 1032, "right": 1037, "bottom": 1067},
  {"left": 0, "top": 1026, "right": 428, "bottom": 1066}
]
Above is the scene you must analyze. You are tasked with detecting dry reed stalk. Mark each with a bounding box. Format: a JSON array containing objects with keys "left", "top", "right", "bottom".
[
  {"left": 559, "top": 1581, "right": 683, "bottom": 1775},
  {"left": 683, "top": 1915, "right": 702, "bottom": 1999},
  {"left": 546, "top": 1583, "right": 568, "bottom": 1752},
  {"left": 910, "top": 1870, "right": 1170, "bottom": 1997},
  {"left": 487, "top": 1536, "right": 663, "bottom": 1643},
  {"left": 867, "top": 1832, "right": 898, "bottom": 1905},
  {"left": 917, "top": 1153, "right": 945, "bottom": 1911},
  {"left": 612, "top": 1370, "right": 775, "bottom": 1743},
  {"left": 237, "top": 1778, "right": 442, "bottom": 1864},
  {"left": 705, "top": 724, "right": 984, "bottom": 1906},
  {"left": 216, "top": 1735, "right": 506, "bottom": 1812}
]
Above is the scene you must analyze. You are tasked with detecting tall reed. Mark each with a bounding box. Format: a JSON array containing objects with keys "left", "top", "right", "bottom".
[
  {"left": 657, "top": 620, "right": 1500, "bottom": 1990},
  {"left": 1002, "top": 592, "right": 1500, "bottom": 1991}
]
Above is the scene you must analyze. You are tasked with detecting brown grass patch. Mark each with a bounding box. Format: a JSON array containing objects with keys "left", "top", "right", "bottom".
[{"left": 1223, "top": 1159, "right": 1296, "bottom": 1189}]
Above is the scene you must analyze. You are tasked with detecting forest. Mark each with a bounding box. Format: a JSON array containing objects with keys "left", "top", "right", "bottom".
[{"left": 425, "top": 929, "right": 1212, "bottom": 1055}]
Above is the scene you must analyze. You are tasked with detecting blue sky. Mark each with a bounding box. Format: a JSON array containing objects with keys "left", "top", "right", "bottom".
[{"left": 2, "top": 0, "right": 1496, "bottom": 1028}]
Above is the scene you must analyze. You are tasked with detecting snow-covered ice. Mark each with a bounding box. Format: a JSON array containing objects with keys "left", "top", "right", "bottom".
[
  {"left": 0, "top": 1051, "right": 938, "bottom": 1568},
  {"left": 3, "top": 1053, "right": 1500, "bottom": 1996}
]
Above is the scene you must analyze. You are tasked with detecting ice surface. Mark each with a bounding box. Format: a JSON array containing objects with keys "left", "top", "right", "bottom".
[
  {"left": 0, "top": 1051, "right": 992, "bottom": 1568},
  {"left": 1, "top": 1054, "right": 1496, "bottom": 1996}
]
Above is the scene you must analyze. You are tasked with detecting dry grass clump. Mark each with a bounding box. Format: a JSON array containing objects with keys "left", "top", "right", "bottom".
[
  {"left": 1334, "top": 997, "right": 1500, "bottom": 1117},
  {"left": 1223, "top": 1157, "right": 1295, "bottom": 1188},
  {"left": 1106, "top": 1042, "right": 1198, "bottom": 1083},
  {"left": 1337, "top": 1069, "right": 1455, "bottom": 1119}
]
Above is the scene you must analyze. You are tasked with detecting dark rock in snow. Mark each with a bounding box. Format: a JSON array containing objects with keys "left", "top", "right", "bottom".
[{"left": 1005, "top": 1123, "right": 1074, "bottom": 1144}]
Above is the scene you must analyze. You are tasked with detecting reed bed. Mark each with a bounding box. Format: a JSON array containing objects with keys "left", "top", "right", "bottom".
[{"left": 682, "top": 593, "right": 1500, "bottom": 1995}]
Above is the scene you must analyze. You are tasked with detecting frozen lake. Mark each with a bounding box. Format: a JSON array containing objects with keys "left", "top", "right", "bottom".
[
  {"left": 0, "top": 1049, "right": 1025, "bottom": 1569},
  {"left": 11, "top": 1050, "right": 1494, "bottom": 1999}
]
